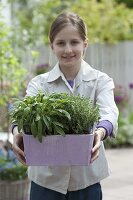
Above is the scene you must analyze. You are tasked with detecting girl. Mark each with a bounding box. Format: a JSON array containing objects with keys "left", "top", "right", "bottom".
[{"left": 12, "top": 11, "right": 118, "bottom": 200}]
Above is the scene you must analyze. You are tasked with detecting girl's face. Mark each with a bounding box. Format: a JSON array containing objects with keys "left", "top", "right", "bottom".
[{"left": 51, "top": 25, "right": 87, "bottom": 69}]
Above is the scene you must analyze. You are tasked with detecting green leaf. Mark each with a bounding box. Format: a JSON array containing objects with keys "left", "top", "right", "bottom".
[
  {"left": 37, "top": 120, "right": 43, "bottom": 142},
  {"left": 31, "top": 120, "right": 38, "bottom": 138},
  {"left": 54, "top": 125, "right": 65, "bottom": 136},
  {"left": 35, "top": 114, "right": 41, "bottom": 121},
  {"left": 43, "top": 116, "right": 50, "bottom": 129},
  {"left": 38, "top": 120, "right": 42, "bottom": 135},
  {"left": 58, "top": 109, "right": 71, "bottom": 120},
  {"left": 53, "top": 121, "right": 64, "bottom": 128},
  {"left": 18, "top": 119, "right": 23, "bottom": 132},
  {"left": 37, "top": 134, "right": 43, "bottom": 143}
]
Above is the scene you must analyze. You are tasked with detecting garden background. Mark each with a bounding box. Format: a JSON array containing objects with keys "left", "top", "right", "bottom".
[{"left": 0, "top": 0, "right": 133, "bottom": 148}]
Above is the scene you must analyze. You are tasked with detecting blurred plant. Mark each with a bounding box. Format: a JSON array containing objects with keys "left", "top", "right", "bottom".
[
  {"left": 105, "top": 111, "right": 133, "bottom": 148},
  {"left": 105, "top": 83, "right": 133, "bottom": 148},
  {"left": 8, "top": 0, "right": 73, "bottom": 49},
  {"left": 114, "top": 84, "right": 129, "bottom": 110},
  {"left": 35, "top": 63, "right": 49, "bottom": 75},
  {"left": 0, "top": 11, "right": 26, "bottom": 107},
  {"left": 72, "top": 0, "right": 133, "bottom": 43},
  {"left": 7, "top": 0, "right": 133, "bottom": 48},
  {"left": 0, "top": 140, "right": 19, "bottom": 172},
  {"left": 0, "top": 140, "right": 27, "bottom": 181},
  {"left": 0, "top": 164, "right": 27, "bottom": 181},
  {"left": 115, "top": 0, "right": 133, "bottom": 8},
  {"left": 0, "top": 4, "right": 27, "bottom": 131},
  {"left": 129, "top": 82, "right": 133, "bottom": 89}
]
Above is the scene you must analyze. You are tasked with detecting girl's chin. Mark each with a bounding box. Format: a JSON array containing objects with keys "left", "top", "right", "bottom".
[
  {"left": 60, "top": 61, "right": 75, "bottom": 67},
  {"left": 59, "top": 57, "right": 81, "bottom": 67},
  {"left": 61, "top": 58, "right": 77, "bottom": 65}
]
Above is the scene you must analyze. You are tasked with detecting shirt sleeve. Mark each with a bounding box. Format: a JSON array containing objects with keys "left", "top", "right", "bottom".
[
  {"left": 96, "top": 120, "right": 113, "bottom": 138},
  {"left": 96, "top": 73, "right": 119, "bottom": 138},
  {"left": 26, "top": 75, "right": 43, "bottom": 96}
]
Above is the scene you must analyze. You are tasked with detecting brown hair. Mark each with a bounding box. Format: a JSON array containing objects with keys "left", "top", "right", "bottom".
[{"left": 49, "top": 11, "right": 87, "bottom": 43}]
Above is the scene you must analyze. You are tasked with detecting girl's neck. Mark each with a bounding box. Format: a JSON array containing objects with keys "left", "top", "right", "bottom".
[{"left": 59, "top": 62, "right": 81, "bottom": 80}]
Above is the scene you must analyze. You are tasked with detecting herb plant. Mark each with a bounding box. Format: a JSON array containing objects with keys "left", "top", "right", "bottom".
[
  {"left": 0, "top": 163, "right": 27, "bottom": 181},
  {"left": 10, "top": 92, "right": 100, "bottom": 142},
  {"left": 0, "top": 152, "right": 27, "bottom": 181}
]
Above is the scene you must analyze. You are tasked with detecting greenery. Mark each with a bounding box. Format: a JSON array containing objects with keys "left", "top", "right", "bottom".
[
  {"left": 8, "top": 0, "right": 74, "bottom": 49},
  {"left": 114, "top": 84, "right": 129, "bottom": 111},
  {"left": 105, "top": 112, "right": 133, "bottom": 148},
  {"left": 35, "top": 63, "right": 49, "bottom": 75},
  {"left": 0, "top": 9, "right": 26, "bottom": 107},
  {"left": 10, "top": 92, "right": 100, "bottom": 142},
  {"left": 104, "top": 83, "right": 133, "bottom": 148},
  {"left": 0, "top": 3, "right": 27, "bottom": 131},
  {"left": 8, "top": 0, "right": 133, "bottom": 48},
  {"left": 115, "top": 0, "right": 133, "bottom": 8},
  {"left": 72, "top": 0, "right": 133, "bottom": 43},
  {"left": 0, "top": 141, "right": 27, "bottom": 181},
  {"left": 0, "top": 163, "right": 27, "bottom": 181}
]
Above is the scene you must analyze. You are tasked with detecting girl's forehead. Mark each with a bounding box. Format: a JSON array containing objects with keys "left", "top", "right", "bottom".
[{"left": 54, "top": 25, "right": 82, "bottom": 41}]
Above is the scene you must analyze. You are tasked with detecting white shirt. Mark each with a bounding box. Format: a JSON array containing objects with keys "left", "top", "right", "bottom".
[{"left": 26, "top": 60, "right": 118, "bottom": 194}]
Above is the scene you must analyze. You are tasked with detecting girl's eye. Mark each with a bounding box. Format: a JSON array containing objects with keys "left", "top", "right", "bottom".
[
  {"left": 56, "top": 41, "right": 65, "bottom": 46},
  {"left": 71, "top": 40, "right": 80, "bottom": 45}
]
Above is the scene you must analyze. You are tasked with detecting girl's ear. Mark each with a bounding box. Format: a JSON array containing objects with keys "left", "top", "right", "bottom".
[
  {"left": 84, "top": 39, "right": 88, "bottom": 48},
  {"left": 83, "top": 39, "right": 88, "bottom": 57}
]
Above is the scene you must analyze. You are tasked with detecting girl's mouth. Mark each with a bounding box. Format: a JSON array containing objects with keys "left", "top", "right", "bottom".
[{"left": 62, "top": 55, "right": 76, "bottom": 60}]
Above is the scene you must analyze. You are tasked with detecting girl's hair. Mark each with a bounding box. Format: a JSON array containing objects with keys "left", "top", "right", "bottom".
[{"left": 49, "top": 11, "right": 87, "bottom": 43}]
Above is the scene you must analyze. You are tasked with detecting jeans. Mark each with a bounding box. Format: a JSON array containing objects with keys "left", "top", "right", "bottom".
[{"left": 30, "top": 181, "right": 102, "bottom": 200}]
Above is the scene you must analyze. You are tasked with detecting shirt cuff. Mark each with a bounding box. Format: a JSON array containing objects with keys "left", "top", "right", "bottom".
[{"left": 96, "top": 120, "right": 113, "bottom": 138}]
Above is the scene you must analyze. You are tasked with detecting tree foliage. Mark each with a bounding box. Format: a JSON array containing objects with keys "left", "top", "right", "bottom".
[
  {"left": 9, "top": 0, "right": 133, "bottom": 47},
  {"left": 10, "top": 0, "right": 74, "bottom": 48},
  {"left": 72, "top": 0, "right": 133, "bottom": 43},
  {"left": 115, "top": 0, "right": 133, "bottom": 8},
  {"left": 0, "top": 6, "right": 26, "bottom": 107}
]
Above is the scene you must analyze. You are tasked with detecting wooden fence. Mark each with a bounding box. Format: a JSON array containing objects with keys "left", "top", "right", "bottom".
[
  {"left": 85, "top": 41, "right": 133, "bottom": 88},
  {"left": 85, "top": 41, "right": 133, "bottom": 106}
]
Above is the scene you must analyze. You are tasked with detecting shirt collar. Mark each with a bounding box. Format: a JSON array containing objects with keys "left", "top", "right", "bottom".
[
  {"left": 47, "top": 62, "right": 64, "bottom": 82},
  {"left": 81, "top": 60, "right": 98, "bottom": 81},
  {"left": 47, "top": 60, "right": 98, "bottom": 83}
]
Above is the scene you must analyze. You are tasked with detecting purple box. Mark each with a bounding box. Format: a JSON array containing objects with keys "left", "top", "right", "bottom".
[{"left": 23, "top": 134, "right": 94, "bottom": 166}]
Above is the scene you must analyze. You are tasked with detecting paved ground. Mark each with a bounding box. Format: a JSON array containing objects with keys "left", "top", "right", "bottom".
[{"left": 101, "top": 148, "right": 133, "bottom": 200}]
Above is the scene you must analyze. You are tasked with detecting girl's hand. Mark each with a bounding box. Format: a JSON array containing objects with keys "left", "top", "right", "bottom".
[
  {"left": 12, "top": 127, "right": 26, "bottom": 165},
  {"left": 91, "top": 128, "right": 106, "bottom": 163}
]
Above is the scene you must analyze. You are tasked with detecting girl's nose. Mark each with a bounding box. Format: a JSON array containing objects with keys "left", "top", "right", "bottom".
[{"left": 64, "top": 44, "right": 72, "bottom": 53}]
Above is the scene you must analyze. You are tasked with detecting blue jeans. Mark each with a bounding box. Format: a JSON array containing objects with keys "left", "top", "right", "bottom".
[{"left": 30, "top": 181, "right": 102, "bottom": 200}]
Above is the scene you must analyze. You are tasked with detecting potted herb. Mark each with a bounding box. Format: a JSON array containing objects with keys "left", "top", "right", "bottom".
[
  {"left": 10, "top": 92, "right": 100, "bottom": 166},
  {"left": 0, "top": 141, "right": 29, "bottom": 200}
]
